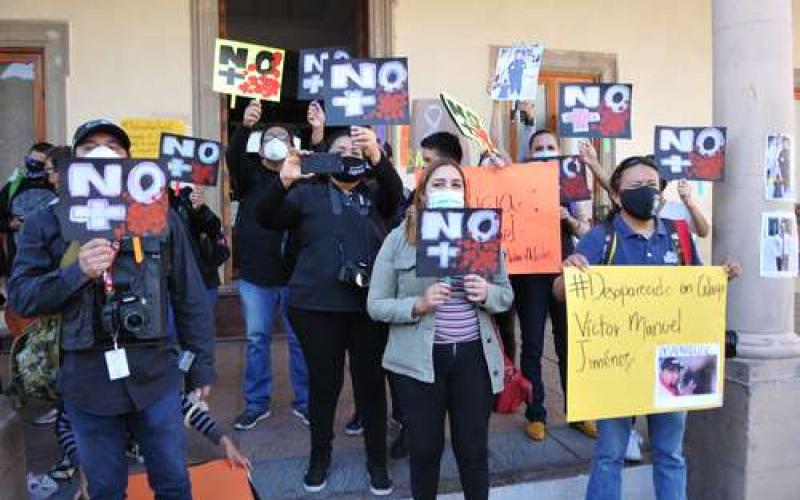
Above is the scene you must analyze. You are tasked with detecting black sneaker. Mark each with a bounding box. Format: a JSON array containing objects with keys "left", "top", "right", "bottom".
[
  {"left": 390, "top": 425, "right": 408, "bottom": 460},
  {"left": 367, "top": 463, "right": 393, "bottom": 496},
  {"left": 344, "top": 413, "right": 364, "bottom": 436},
  {"left": 293, "top": 407, "right": 310, "bottom": 427},
  {"left": 232, "top": 408, "right": 272, "bottom": 431},
  {"left": 47, "top": 455, "right": 75, "bottom": 481},
  {"left": 303, "top": 459, "right": 329, "bottom": 493}
]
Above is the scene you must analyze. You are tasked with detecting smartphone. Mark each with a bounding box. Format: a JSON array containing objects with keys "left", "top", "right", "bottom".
[{"left": 301, "top": 153, "right": 343, "bottom": 175}]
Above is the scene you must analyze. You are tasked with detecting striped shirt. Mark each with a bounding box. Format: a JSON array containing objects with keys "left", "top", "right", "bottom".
[{"left": 434, "top": 278, "right": 480, "bottom": 344}]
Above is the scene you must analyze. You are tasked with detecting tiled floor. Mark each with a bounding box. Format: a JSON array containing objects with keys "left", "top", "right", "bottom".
[{"left": 9, "top": 324, "right": 617, "bottom": 499}]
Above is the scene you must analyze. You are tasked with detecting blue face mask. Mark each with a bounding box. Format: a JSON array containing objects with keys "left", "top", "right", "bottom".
[
  {"left": 427, "top": 190, "right": 465, "bottom": 209},
  {"left": 531, "top": 150, "right": 559, "bottom": 159}
]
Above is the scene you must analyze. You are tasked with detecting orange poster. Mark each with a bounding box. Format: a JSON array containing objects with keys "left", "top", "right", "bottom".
[
  {"left": 463, "top": 164, "right": 561, "bottom": 274},
  {"left": 128, "top": 460, "right": 253, "bottom": 500}
]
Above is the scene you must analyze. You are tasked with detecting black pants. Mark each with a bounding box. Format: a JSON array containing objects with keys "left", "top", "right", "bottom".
[
  {"left": 288, "top": 308, "right": 388, "bottom": 466},
  {"left": 511, "top": 274, "right": 568, "bottom": 423},
  {"left": 392, "top": 340, "right": 493, "bottom": 500},
  {"left": 493, "top": 309, "right": 516, "bottom": 361}
]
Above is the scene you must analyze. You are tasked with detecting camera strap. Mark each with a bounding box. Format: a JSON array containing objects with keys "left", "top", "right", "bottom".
[{"left": 328, "top": 182, "right": 373, "bottom": 266}]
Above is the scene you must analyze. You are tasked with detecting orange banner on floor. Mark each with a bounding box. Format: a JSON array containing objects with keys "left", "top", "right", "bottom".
[
  {"left": 128, "top": 460, "right": 253, "bottom": 500},
  {"left": 464, "top": 164, "right": 561, "bottom": 274}
]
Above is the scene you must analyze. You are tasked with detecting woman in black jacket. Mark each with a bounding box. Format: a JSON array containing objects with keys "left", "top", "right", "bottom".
[{"left": 256, "top": 126, "right": 402, "bottom": 496}]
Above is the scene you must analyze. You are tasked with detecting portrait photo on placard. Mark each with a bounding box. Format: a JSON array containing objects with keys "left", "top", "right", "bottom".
[
  {"left": 765, "top": 134, "right": 793, "bottom": 200},
  {"left": 760, "top": 211, "right": 799, "bottom": 278},
  {"left": 653, "top": 344, "right": 721, "bottom": 410},
  {"left": 489, "top": 43, "right": 543, "bottom": 101}
]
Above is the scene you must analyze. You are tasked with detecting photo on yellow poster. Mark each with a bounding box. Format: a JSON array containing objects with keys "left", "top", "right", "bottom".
[
  {"left": 564, "top": 266, "right": 727, "bottom": 422},
  {"left": 213, "top": 38, "right": 285, "bottom": 102}
]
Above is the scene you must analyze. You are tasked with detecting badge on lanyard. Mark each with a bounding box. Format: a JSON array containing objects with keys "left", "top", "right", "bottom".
[
  {"left": 663, "top": 250, "right": 679, "bottom": 265},
  {"left": 105, "top": 347, "right": 130, "bottom": 380}
]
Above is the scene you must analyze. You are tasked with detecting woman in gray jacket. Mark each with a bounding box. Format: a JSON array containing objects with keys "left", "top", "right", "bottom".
[{"left": 367, "top": 159, "right": 514, "bottom": 500}]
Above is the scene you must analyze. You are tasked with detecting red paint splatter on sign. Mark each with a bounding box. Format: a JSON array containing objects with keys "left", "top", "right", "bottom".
[
  {"left": 688, "top": 148, "right": 725, "bottom": 181},
  {"left": 368, "top": 91, "right": 408, "bottom": 121},
  {"left": 191, "top": 163, "right": 216, "bottom": 185},
  {"left": 592, "top": 102, "right": 630, "bottom": 137},
  {"left": 456, "top": 238, "right": 501, "bottom": 275},
  {"left": 126, "top": 192, "right": 168, "bottom": 237}
]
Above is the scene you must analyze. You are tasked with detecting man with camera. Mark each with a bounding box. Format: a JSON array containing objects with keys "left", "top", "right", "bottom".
[{"left": 8, "top": 120, "right": 215, "bottom": 499}]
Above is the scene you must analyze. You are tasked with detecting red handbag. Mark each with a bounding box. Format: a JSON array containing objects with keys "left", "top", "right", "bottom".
[{"left": 491, "top": 320, "right": 533, "bottom": 414}]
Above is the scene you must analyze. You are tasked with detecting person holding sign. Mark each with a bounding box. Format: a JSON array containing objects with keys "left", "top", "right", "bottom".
[
  {"left": 8, "top": 119, "right": 216, "bottom": 499},
  {"left": 255, "top": 126, "right": 402, "bottom": 495},
  {"left": 226, "top": 99, "right": 310, "bottom": 431},
  {"left": 515, "top": 129, "right": 597, "bottom": 442},
  {"left": 367, "top": 159, "right": 513, "bottom": 500},
  {"left": 553, "top": 155, "right": 740, "bottom": 500}
]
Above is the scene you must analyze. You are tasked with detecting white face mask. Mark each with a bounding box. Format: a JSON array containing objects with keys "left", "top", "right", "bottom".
[
  {"left": 531, "top": 150, "right": 559, "bottom": 159},
  {"left": 84, "top": 145, "right": 121, "bottom": 159},
  {"left": 262, "top": 138, "right": 288, "bottom": 162},
  {"left": 427, "top": 190, "right": 465, "bottom": 209}
]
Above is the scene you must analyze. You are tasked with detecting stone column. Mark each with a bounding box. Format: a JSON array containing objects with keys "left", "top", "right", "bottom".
[{"left": 686, "top": 1, "right": 800, "bottom": 498}]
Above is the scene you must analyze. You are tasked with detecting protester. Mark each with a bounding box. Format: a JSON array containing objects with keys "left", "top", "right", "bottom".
[
  {"left": 255, "top": 125, "right": 402, "bottom": 495},
  {"left": 8, "top": 119, "right": 216, "bottom": 499},
  {"left": 658, "top": 179, "right": 710, "bottom": 238},
  {"left": 226, "top": 99, "right": 309, "bottom": 430},
  {"left": 368, "top": 159, "right": 513, "bottom": 500},
  {"left": 420, "top": 132, "right": 464, "bottom": 168},
  {"left": 168, "top": 185, "right": 229, "bottom": 307},
  {"left": 0, "top": 142, "right": 54, "bottom": 274},
  {"left": 515, "top": 129, "right": 596, "bottom": 442},
  {"left": 553, "top": 155, "right": 740, "bottom": 500}
]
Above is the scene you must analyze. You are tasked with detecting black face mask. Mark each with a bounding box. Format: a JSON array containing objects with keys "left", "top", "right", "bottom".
[
  {"left": 25, "top": 156, "right": 46, "bottom": 178},
  {"left": 620, "top": 185, "right": 659, "bottom": 221},
  {"left": 332, "top": 156, "right": 371, "bottom": 183}
]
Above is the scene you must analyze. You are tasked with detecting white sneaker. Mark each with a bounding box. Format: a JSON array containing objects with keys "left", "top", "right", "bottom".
[
  {"left": 33, "top": 408, "right": 59, "bottom": 426},
  {"left": 625, "top": 429, "right": 643, "bottom": 462}
]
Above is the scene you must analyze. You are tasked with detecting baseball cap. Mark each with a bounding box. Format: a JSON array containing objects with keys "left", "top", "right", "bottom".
[{"left": 72, "top": 119, "right": 131, "bottom": 152}]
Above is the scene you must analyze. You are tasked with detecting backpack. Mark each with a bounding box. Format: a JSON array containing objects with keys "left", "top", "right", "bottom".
[
  {"left": 8, "top": 241, "right": 80, "bottom": 405},
  {"left": 601, "top": 218, "right": 692, "bottom": 265}
]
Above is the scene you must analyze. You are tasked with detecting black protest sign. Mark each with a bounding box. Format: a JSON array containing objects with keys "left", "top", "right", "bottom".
[
  {"left": 558, "top": 83, "right": 632, "bottom": 138},
  {"left": 55, "top": 159, "right": 169, "bottom": 242},
  {"left": 322, "top": 57, "right": 410, "bottom": 126},
  {"left": 416, "top": 209, "right": 503, "bottom": 277},
  {"left": 654, "top": 126, "right": 727, "bottom": 181},
  {"left": 558, "top": 156, "right": 592, "bottom": 202},
  {"left": 159, "top": 133, "right": 221, "bottom": 186},
  {"left": 297, "top": 47, "right": 351, "bottom": 100}
]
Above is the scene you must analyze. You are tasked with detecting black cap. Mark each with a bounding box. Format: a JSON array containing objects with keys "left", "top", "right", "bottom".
[
  {"left": 72, "top": 119, "right": 131, "bottom": 152},
  {"left": 660, "top": 357, "right": 683, "bottom": 371}
]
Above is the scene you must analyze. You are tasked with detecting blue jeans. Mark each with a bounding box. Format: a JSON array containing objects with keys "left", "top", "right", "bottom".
[
  {"left": 65, "top": 391, "right": 190, "bottom": 500},
  {"left": 239, "top": 279, "right": 308, "bottom": 413},
  {"left": 586, "top": 412, "right": 687, "bottom": 500}
]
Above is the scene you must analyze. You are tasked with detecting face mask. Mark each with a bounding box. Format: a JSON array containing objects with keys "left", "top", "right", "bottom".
[
  {"left": 333, "top": 156, "right": 370, "bottom": 183},
  {"left": 620, "top": 185, "right": 660, "bottom": 221},
  {"left": 262, "top": 138, "right": 288, "bottom": 162},
  {"left": 427, "top": 190, "right": 465, "bottom": 209},
  {"left": 24, "top": 157, "right": 46, "bottom": 178},
  {"left": 84, "top": 145, "right": 121, "bottom": 159},
  {"left": 531, "top": 150, "right": 559, "bottom": 159}
]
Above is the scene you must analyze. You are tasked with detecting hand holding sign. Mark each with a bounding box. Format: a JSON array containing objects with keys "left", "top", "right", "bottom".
[
  {"left": 463, "top": 274, "right": 490, "bottom": 303},
  {"left": 243, "top": 99, "right": 262, "bottom": 128},
  {"left": 78, "top": 238, "right": 116, "bottom": 279},
  {"left": 415, "top": 282, "right": 452, "bottom": 316}
]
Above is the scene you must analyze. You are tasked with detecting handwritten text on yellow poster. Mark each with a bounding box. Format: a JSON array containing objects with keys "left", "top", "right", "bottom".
[
  {"left": 120, "top": 118, "right": 186, "bottom": 159},
  {"left": 565, "top": 266, "right": 727, "bottom": 422}
]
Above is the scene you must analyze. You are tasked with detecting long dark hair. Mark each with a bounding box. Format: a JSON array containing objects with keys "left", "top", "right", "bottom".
[{"left": 404, "top": 159, "right": 469, "bottom": 245}]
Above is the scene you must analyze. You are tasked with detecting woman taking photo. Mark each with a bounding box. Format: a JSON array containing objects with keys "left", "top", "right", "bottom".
[
  {"left": 256, "top": 126, "right": 402, "bottom": 496},
  {"left": 367, "top": 159, "right": 514, "bottom": 500}
]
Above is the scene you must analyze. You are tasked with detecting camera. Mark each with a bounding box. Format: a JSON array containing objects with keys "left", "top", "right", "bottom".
[
  {"left": 337, "top": 261, "right": 371, "bottom": 289},
  {"left": 102, "top": 292, "right": 151, "bottom": 337}
]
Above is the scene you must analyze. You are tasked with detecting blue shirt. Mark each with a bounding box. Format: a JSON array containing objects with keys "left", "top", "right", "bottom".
[{"left": 575, "top": 214, "right": 702, "bottom": 266}]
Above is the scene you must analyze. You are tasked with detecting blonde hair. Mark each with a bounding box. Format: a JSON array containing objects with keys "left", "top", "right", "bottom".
[{"left": 404, "top": 159, "right": 469, "bottom": 245}]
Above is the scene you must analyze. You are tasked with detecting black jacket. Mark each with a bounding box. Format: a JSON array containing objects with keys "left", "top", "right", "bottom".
[
  {"left": 169, "top": 188, "right": 228, "bottom": 288},
  {"left": 255, "top": 151, "right": 402, "bottom": 312},
  {"left": 226, "top": 125, "right": 291, "bottom": 286},
  {"left": 0, "top": 175, "right": 56, "bottom": 275},
  {"left": 8, "top": 207, "right": 216, "bottom": 415}
]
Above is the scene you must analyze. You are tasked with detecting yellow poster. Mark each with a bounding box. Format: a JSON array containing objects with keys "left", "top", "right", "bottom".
[
  {"left": 564, "top": 266, "right": 727, "bottom": 422},
  {"left": 213, "top": 38, "right": 285, "bottom": 102},
  {"left": 120, "top": 118, "right": 186, "bottom": 159}
]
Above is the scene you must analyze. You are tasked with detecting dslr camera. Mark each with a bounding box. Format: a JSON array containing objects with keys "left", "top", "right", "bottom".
[
  {"left": 337, "top": 261, "right": 371, "bottom": 289},
  {"left": 102, "top": 292, "right": 151, "bottom": 337}
]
